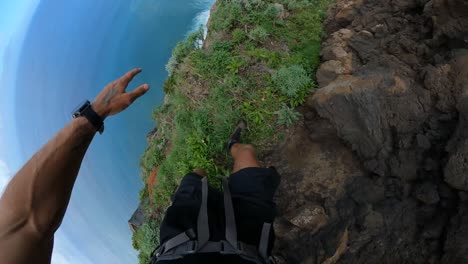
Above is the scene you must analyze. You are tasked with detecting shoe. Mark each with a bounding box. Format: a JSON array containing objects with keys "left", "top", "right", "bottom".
[{"left": 227, "top": 120, "right": 247, "bottom": 151}]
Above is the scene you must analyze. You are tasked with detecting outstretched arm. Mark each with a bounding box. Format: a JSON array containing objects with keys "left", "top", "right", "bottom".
[{"left": 0, "top": 68, "right": 149, "bottom": 263}]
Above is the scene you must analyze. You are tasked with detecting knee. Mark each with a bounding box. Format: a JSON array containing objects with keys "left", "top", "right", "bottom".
[
  {"left": 193, "top": 168, "right": 207, "bottom": 177},
  {"left": 231, "top": 143, "right": 256, "bottom": 157}
]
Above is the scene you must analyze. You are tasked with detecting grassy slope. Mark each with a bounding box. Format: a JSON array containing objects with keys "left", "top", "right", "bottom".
[{"left": 133, "top": 0, "right": 330, "bottom": 262}]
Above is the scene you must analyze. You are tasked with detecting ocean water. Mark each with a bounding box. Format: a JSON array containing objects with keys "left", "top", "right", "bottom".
[{"left": 7, "top": 0, "right": 214, "bottom": 262}]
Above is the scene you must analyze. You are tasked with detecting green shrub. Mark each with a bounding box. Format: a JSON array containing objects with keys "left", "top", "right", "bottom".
[
  {"left": 140, "top": 138, "right": 165, "bottom": 169},
  {"left": 166, "top": 26, "right": 204, "bottom": 76},
  {"left": 227, "top": 56, "right": 248, "bottom": 74},
  {"left": 264, "top": 3, "right": 281, "bottom": 18},
  {"left": 248, "top": 26, "right": 268, "bottom": 42},
  {"left": 232, "top": 28, "right": 247, "bottom": 43},
  {"left": 284, "top": 1, "right": 329, "bottom": 72},
  {"left": 280, "top": 0, "right": 315, "bottom": 9},
  {"left": 277, "top": 105, "right": 301, "bottom": 127},
  {"left": 162, "top": 75, "right": 176, "bottom": 94},
  {"left": 190, "top": 41, "right": 236, "bottom": 79},
  {"left": 246, "top": 47, "right": 283, "bottom": 68},
  {"left": 272, "top": 65, "right": 311, "bottom": 98},
  {"left": 242, "top": 0, "right": 266, "bottom": 11},
  {"left": 287, "top": 42, "right": 321, "bottom": 73},
  {"left": 139, "top": 186, "right": 149, "bottom": 201},
  {"left": 133, "top": 218, "right": 161, "bottom": 264},
  {"left": 210, "top": 1, "right": 242, "bottom": 31},
  {"left": 212, "top": 41, "right": 234, "bottom": 52}
]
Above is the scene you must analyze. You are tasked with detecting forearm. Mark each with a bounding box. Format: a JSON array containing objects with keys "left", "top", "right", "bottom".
[
  {"left": 0, "top": 68, "right": 148, "bottom": 263},
  {"left": 0, "top": 117, "right": 96, "bottom": 238}
]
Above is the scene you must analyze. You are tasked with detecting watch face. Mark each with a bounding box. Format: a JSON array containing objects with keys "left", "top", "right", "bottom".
[{"left": 72, "top": 100, "right": 91, "bottom": 118}]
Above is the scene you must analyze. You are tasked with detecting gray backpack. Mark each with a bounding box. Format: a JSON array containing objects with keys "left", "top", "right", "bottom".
[{"left": 151, "top": 177, "right": 273, "bottom": 264}]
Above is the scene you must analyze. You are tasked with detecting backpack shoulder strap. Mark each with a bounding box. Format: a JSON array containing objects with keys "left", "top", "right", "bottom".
[
  {"left": 223, "top": 178, "right": 238, "bottom": 249},
  {"left": 197, "top": 177, "right": 210, "bottom": 249},
  {"left": 259, "top": 222, "right": 272, "bottom": 261},
  {"left": 153, "top": 176, "right": 272, "bottom": 264},
  {"left": 164, "top": 229, "right": 192, "bottom": 253}
]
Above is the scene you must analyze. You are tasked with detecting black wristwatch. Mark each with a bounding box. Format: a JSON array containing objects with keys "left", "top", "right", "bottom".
[{"left": 72, "top": 100, "right": 105, "bottom": 134}]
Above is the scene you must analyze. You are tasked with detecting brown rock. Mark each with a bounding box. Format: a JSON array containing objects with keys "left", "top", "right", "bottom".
[
  {"left": 335, "top": 5, "right": 356, "bottom": 24},
  {"left": 371, "top": 24, "right": 388, "bottom": 38},
  {"left": 312, "top": 73, "right": 430, "bottom": 177},
  {"left": 364, "top": 210, "right": 384, "bottom": 230},
  {"left": 444, "top": 52, "right": 468, "bottom": 191},
  {"left": 271, "top": 0, "right": 468, "bottom": 262},
  {"left": 416, "top": 134, "right": 431, "bottom": 149},
  {"left": 286, "top": 204, "right": 328, "bottom": 233},
  {"left": 445, "top": 140, "right": 468, "bottom": 191},
  {"left": 274, "top": 217, "right": 296, "bottom": 239},
  {"left": 316, "top": 60, "right": 347, "bottom": 87},
  {"left": 413, "top": 182, "right": 440, "bottom": 205},
  {"left": 431, "top": 0, "right": 468, "bottom": 40},
  {"left": 337, "top": 28, "right": 354, "bottom": 40},
  {"left": 322, "top": 229, "right": 349, "bottom": 264},
  {"left": 321, "top": 46, "right": 348, "bottom": 61},
  {"left": 441, "top": 206, "right": 468, "bottom": 263},
  {"left": 348, "top": 30, "right": 377, "bottom": 63},
  {"left": 392, "top": 0, "right": 419, "bottom": 10},
  {"left": 322, "top": 29, "right": 353, "bottom": 50}
]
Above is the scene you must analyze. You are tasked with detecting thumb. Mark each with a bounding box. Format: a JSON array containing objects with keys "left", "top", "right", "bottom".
[{"left": 128, "top": 84, "right": 150, "bottom": 102}]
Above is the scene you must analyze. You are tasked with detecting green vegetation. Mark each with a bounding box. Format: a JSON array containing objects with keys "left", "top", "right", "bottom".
[
  {"left": 134, "top": 0, "right": 330, "bottom": 262},
  {"left": 248, "top": 26, "right": 268, "bottom": 42},
  {"left": 277, "top": 104, "right": 302, "bottom": 126},
  {"left": 272, "top": 64, "right": 313, "bottom": 107},
  {"left": 165, "top": 27, "right": 204, "bottom": 77},
  {"left": 132, "top": 216, "right": 162, "bottom": 263}
]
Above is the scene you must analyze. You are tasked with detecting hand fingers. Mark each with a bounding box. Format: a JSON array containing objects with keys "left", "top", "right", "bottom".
[
  {"left": 119, "top": 68, "right": 142, "bottom": 88},
  {"left": 128, "top": 84, "right": 150, "bottom": 102}
]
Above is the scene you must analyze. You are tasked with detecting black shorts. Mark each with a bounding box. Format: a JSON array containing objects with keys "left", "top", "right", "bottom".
[{"left": 159, "top": 167, "right": 281, "bottom": 252}]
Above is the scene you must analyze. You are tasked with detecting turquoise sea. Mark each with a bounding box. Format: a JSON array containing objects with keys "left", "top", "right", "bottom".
[{"left": 0, "top": 0, "right": 214, "bottom": 263}]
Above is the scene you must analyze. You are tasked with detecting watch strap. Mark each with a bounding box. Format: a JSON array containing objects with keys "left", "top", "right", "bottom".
[{"left": 73, "top": 101, "right": 104, "bottom": 134}]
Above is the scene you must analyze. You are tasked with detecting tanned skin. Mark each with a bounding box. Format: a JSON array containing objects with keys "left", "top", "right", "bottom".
[{"left": 0, "top": 68, "right": 149, "bottom": 264}]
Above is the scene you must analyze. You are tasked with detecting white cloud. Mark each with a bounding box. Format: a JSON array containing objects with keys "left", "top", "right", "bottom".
[{"left": 0, "top": 159, "right": 11, "bottom": 196}]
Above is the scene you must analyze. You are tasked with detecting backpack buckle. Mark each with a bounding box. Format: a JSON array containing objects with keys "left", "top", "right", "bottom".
[
  {"left": 186, "top": 240, "right": 198, "bottom": 254},
  {"left": 220, "top": 240, "right": 236, "bottom": 254},
  {"left": 237, "top": 241, "right": 245, "bottom": 253},
  {"left": 184, "top": 229, "right": 197, "bottom": 254}
]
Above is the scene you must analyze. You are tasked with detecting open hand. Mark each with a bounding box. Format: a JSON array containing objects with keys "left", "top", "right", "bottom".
[{"left": 92, "top": 68, "right": 149, "bottom": 119}]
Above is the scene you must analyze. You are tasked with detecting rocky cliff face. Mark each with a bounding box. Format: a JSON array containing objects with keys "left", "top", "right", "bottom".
[{"left": 267, "top": 0, "right": 468, "bottom": 263}]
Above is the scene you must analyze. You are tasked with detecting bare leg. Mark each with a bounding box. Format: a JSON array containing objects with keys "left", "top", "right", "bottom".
[
  {"left": 193, "top": 168, "right": 207, "bottom": 177},
  {"left": 230, "top": 143, "right": 261, "bottom": 174}
]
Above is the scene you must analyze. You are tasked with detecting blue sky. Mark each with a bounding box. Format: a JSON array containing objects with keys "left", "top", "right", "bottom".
[
  {"left": 0, "top": 0, "right": 39, "bottom": 199},
  {"left": 0, "top": 0, "right": 213, "bottom": 263},
  {"left": 0, "top": 1, "right": 39, "bottom": 75}
]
